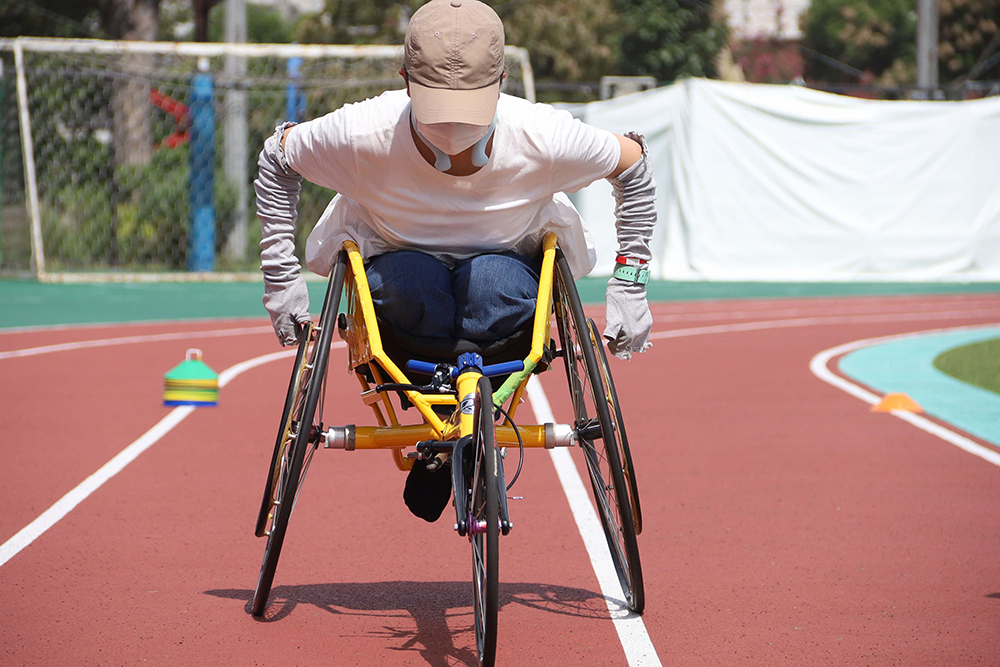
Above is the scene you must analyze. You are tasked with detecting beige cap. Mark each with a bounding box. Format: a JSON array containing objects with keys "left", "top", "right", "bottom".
[{"left": 404, "top": 0, "right": 505, "bottom": 125}]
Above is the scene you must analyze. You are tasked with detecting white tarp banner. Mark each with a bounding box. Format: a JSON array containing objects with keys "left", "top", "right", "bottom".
[{"left": 573, "top": 78, "right": 1000, "bottom": 281}]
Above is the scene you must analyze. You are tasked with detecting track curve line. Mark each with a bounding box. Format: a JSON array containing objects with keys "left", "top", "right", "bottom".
[
  {"left": 0, "top": 325, "right": 274, "bottom": 360},
  {"left": 647, "top": 308, "right": 996, "bottom": 341},
  {"left": 809, "top": 324, "right": 1000, "bottom": 469},
  {"left": 0, "top": 346, "right": 309, "bottom": 567}
]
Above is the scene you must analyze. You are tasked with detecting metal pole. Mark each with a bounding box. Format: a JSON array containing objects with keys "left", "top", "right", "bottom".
[
  {"left": 0, "top": 59, "right": 4, "bottom": 269},
  {"left": 188, "top": 61, "right": 216, "bottom": 272},
  {"left": 13, "top": 40, "right": 45, "bottom": 278},
  {"left": 286, "top": 55, "right": 304, "bottom": 122},
  {"left": 223, "top": 0, "right": 248, "bottom": 263},
  {"left": 513, "top": 47, "right": 536, "bottom": 103},
  {"left": 917, "top": 0, "right": 939, "bottom": 90}
]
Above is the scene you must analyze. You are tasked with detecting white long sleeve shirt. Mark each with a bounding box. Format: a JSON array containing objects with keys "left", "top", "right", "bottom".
[{"left": 284, "top": 90, "right": 620, "bottom": 278}]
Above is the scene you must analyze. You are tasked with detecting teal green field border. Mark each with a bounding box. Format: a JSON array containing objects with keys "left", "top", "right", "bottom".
[
  {"left": 839, "top": 327, "right": 1000, "bottom": 448},
  {"left": 2, "top": 277, "right": 999, "bottom": 330}
]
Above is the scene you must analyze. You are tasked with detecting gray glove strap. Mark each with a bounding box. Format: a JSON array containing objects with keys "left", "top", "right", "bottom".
[
  {"left": 256, "top": 122, "right": 303, "bottom": 287},
  {"left": 608, "top": 132, "right": 656, "bottom": 263}
]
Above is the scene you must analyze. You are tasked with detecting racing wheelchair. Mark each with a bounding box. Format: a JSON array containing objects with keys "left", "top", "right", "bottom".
[{"left": 250, "top": 233, "right": 644, "bottom": 666}]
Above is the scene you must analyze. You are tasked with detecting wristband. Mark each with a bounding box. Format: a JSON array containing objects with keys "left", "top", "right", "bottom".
[
  {"left": 615, "top": 255, "right": 648, "bottom": 267},
  {"left": 612, "top": 263, "right": 650, "bottom": 285}
]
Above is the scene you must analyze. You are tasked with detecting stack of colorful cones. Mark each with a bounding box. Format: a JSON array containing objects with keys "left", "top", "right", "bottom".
[{"left": 163, "top": 348, "right": 219, "bottom": 406}]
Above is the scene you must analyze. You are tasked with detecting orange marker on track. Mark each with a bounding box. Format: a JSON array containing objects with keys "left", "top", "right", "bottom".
[{"left": 872, "top": 392, "right": 923, "bottom": 413}]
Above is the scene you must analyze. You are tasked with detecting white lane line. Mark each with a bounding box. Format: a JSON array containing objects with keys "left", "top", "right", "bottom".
[
  {"left": 647, "top": 301, "right": 1000, "bottom": 324},
  {"left": 809, "top": 324, "right": 1000, "bottom": 468},
  {"left": 4, "top": 307, "right": 991, "bottom": 361},
  {"left": 0, "top": 405, "right": 192, "bottom": 567},
  {"left": 646, "top": 308, "right": 996, "bottom": 341},
  {"left": 0, "top": 347, "right": 297, "bottom": 567},
  {"left": 0, "top": 316, "right": 265, "bottom": 336},
  {"left": 526, "top": 378, "right": 662, "bottom": 667},
  {"left": 0, "top": 325, "right": 274, "bottom": 360}
]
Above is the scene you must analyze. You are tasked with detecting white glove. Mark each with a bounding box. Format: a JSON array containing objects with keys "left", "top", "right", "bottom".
[
  {"left": 604, "top": 278, "right": 652, "bottom": 360},
  {"left": 263, "top": 277, "right": 311, "bottom": 346}
]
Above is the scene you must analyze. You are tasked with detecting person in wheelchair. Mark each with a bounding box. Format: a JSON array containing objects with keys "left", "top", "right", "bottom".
[{"left": 255, "top": 0, "right": 657, "bottom": 521}]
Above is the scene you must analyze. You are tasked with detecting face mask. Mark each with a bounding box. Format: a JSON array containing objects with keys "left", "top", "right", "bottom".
[
  {"left": 411, "top": 110, "right": 497, "bottom": 172},
  {"left": 415, "top": 120, "right": 491, "bottom": 155}
]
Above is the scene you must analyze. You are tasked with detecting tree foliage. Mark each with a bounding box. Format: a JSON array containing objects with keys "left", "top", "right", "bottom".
[
  {"left": 296, "top": 0, "right": 420, "bottom": 44},
  {"left": 0, "top": 0, "right": 162, "bottom": 41},
  {"left": 938, "top": 0, "right": 1000, "bottom": 82},
  {"left": 613, "top": 0, "right": 729, "bottom": 83},
  {"left": 499, "top": 0, "right": 619, "bottom": 84},
  {"left": 799, "top": 0, "right": 915, "bottom": 84},
  {"left": 0, "top": 0, "right": 104, "bottom": 38},
  {"left": 800, "top": 0, "right": 1000, "bottom": 86},
  {"left": 294, "top": 0, "right": 729, "bottom": 94},
  {"left": 207, "top": 3, "right": 296, "bottom": 42}
]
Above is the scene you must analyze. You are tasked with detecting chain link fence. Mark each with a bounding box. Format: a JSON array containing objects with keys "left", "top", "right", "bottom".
[{"left": 0, "top": 38, "right": 534, "bottom": 280}]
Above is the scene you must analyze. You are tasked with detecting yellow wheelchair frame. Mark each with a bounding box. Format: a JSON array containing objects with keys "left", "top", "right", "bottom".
[{"left": 251, "top": 232, "right": 644, "bottom": 666}]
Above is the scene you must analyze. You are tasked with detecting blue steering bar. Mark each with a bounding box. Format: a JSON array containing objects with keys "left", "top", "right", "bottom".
[{"left": 406, "top": 354, "right": 524, "bottom": 380}]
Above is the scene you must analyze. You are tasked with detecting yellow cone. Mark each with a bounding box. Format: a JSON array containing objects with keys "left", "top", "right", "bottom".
[{"left": 872, "top": 393, "right": 923, "bottom": 413}]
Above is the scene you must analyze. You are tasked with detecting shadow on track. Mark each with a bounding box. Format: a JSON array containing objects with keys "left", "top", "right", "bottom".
[{"left": 206, "top": 580, "right": 613, "bottom": 667}]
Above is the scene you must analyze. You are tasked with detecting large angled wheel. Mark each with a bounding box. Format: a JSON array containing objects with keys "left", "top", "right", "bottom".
[
  {"left": 553, "top": 251, "right": 645, "bottom": 614},
  {"left": 251, "top": 255, "right": 347, "bottom": 617},
  {"left": 469, "top": 375, "right": 500, "bottom": 666}
]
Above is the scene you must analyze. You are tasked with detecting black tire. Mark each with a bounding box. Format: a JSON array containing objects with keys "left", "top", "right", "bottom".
[
  {"left": 470, "top": 375, "right": 500, "bottom": 666},
  {"left": 553, "top": 252, "right": 645, "bottom": 614},
  {"left": 251, "top": 255, "right": 347, "bottom": 617}
]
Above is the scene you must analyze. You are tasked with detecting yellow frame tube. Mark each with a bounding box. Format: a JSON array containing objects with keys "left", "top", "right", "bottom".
[
  {"left": 348, "top": 424, "right": 555, "bottom": 450},
  {"left": 343, "top": 241, "right": 451, "bottom": 435},
  {"left": 492, "top": 232, "right": 558, "bottom": 411},
  {"left": 530, "top": 233, "right": 559, "bottom": 364},
  {"left": 455, "top": 371, "right": 480, "bottom": 437}
]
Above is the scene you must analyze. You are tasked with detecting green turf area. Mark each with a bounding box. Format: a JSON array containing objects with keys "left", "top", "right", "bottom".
[
  {"left": 2, "top": 277, "right": 999, "bottom": 330},
  {"left": 933, "top": 338, "right": 1000, "bottom": 396}
]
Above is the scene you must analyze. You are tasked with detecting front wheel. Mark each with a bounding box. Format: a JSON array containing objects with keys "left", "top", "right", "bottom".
[{"left": 469, "top": 375, "right": 500, "bottom": 666}]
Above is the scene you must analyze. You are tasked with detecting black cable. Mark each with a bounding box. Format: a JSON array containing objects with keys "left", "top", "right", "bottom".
[
  {"left": 493, "top": 402, "right": 524, "bottom": 491},
  {"left": 966, "top": 30, "right": 1000, "bottom": 82},
  {"left": 796, "top": 44, "right": 868, "bottom": 80}
]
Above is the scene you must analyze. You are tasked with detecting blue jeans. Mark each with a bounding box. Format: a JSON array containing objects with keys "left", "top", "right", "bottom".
[{"left": 366, "top": 251, "right": 540, "bottom": 342}]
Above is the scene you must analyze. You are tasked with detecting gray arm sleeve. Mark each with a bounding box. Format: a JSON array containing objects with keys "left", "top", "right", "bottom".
[
  {"left": 256, "top": 122, "right": 303, "bottom": 286},
  {"left": 255, "top": 123, "right": 312, "bottom": 345},
  {"left": 608, "top": 132, "right": 656, "bottom": 261}
]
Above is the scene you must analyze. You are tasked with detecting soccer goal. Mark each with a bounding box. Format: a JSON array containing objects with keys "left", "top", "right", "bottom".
[{"left": 0, "top": 37, "right": 535, "bottom": 282}]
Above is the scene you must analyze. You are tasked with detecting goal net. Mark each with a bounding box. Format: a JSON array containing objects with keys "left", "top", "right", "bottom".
[{"left": 0, "top": 37, "right": 535, "bottom": 281}]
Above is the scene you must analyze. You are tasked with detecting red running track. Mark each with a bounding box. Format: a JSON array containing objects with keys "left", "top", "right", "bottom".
[{"left": 1, "top": 294, "right": 999, "bottom": 666}]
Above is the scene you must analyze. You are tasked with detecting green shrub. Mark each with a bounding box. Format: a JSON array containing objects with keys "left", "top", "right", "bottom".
[{"left": 41, "top": 143, "right": 238, "bottom": 270}]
